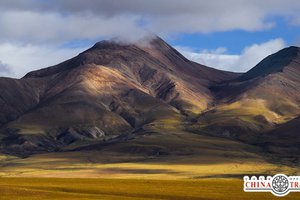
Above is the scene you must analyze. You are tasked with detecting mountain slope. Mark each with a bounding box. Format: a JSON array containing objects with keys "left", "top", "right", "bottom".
[
  {"left": 24, "top": 37, "right": 238, "bottom": 114},
  {"left": 1, "top": 35, "right": 299, "bottom": 167},
  {"left": 194, "top": 47, "right": 300, "bottom": 139},
  {"left": 0, "top": 36, "right": 239, "bottom": 156},
  {"left": 238, "top": 46, "right": 300, "bottom": 81}
]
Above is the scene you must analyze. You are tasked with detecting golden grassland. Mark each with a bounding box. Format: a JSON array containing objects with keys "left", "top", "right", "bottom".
[
  {"left": 0, "top": 150, "right": 299, "bottom": 200},
  {"left": 1, "top": 178, "right": 300, "bottom": 200},
  {"left": 0, "top": 128, "right": 299, "bottom": 199},
  {"left": 200, "top": 99, "right": 284, "bottom": 127},
  {"left": 0, "top": 129, "right": 298, "bottom": 179},
  {"left": 0, "top": 149, "right": 299, "bottom": 199},
  {"left": 194, "top": 98, "right": 300, "bottom": 131},
  {"left": 0, "top": 131, "right": 298, "bottom": 179},
  {"left": 0, "top": 153, "right": 297, "bottom": 179}
]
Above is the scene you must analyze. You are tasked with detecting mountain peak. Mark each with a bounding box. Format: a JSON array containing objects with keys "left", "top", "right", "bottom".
[
  {"left": 92, "top": 39, "right": 121, "bottom": 49},
  {"left": 23, "top": 35, "right": 186, "bottom": 79},
  {"left": 90, "top": 34, "right": 163, "bottom": 49},
  {"left": 239, "top": 46, "right": 300, "bottom": 81},
  {"left": 23, "top": 35, "right": 237, "bottom": 83}
]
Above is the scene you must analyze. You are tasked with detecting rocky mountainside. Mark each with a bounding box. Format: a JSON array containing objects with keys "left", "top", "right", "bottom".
[
  {"left": 0, "top": 36, "right": 299, "bottom": 162},
  {"left": 197, "top": 46, "right": 300, "bottom": 140},
  {"left": 0, "top": 36, "right": 238, "bottom": 156}
]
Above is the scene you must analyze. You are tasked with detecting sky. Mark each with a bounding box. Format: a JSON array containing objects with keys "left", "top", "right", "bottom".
[{"left": 0, "top": 0, "right": 300, "bottom": 77}]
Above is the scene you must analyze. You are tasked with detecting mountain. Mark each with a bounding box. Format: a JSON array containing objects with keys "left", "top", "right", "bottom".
[
  {"left": 0, "top": 36, "right": 238, "bottom": 156},
  {"left": 238, "top": 46, "right": 300, "bottom": 81},
  {"left": 0, "top": 36, "right": 299, "bottom": 167},
  {"left": 196, "top": 46, "right": 300, "bottom": 140}
]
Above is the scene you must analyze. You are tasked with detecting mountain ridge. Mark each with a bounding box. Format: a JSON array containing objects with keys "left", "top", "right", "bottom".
[
  {"left": 0, "top": 36, "right": 299, "bottom": 161},
  {"left": 238, "top": 46, "right": 300, "bottom": 81}
]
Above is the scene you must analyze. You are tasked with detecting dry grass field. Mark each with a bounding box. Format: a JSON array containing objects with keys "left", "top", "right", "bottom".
[
  {"left": 0, "top": 149, "right": 299, "bottom": 199},
  {"left": 1, "top": 178, "right": 300, "bottom": 200},
  {"left": 1, "top": 129, "right": 299, "bottom": 199}
]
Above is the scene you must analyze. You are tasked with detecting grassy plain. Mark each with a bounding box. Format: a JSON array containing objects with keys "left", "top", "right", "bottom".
[
  {"left": 0, "top": 129, "right": 299, "bottom": 199},
  {"left": 0, "top": 149, "right": 299, "bottom": 199},
  {"left": 1, "top": 178, "right": 300, "bottom": 200}
]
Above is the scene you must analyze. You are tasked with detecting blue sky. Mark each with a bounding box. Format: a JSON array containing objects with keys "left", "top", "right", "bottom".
[
  {"left": 0, "top": 0, "right": 300, "bottom": 77},
  {"left": 62, "top": 17, "right": 300, "bottom": 54},
  {"left": 169, "top": 18, "right": 300, "bottom": 54}
]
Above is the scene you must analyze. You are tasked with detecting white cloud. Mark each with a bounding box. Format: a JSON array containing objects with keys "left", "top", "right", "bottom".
[
  {"left": 0, "top": 43, "right": 87, "bottom": 78},
  {"left": 0, "top": 1, "right": 300, "bottom": 43},
  {"left": 236, "top": 39, "right": 286, "bottom": 71},
  {"left": 0, "top": 10, "right": 149, "bottom": 44},
  {"left": 0, "top": 1, "right": 298, "bottom": 77},
  {"left": 176, "top": 38, "right": 286, "bottom": 72},
  {"left": 0, "top": 60, "right": 11, "bottom": 76},
  {"left": 0, "top": 38, "right": 287, "bottom": 79}
]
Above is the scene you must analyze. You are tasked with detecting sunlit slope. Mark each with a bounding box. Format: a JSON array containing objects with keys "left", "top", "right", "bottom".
[
  {"left": 0, "top": 36, "right": 238, "bottom": 156},
  {"left": 194, "top": 47, "right": 300, "bottom": 138},
  {"left": 0, "top": 128, "right": 298, "bottom": 179},
  {"left": 2, "top": 178, "right": 300, "bottom": 200}
]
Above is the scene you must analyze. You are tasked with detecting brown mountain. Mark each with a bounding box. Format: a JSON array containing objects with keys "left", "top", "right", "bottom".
[
  {"left": 0, "top": 36, "right": 299, "bottom": 166},
  {"left": 0, "top": 36, "right": 238, "bottom": 156},
  {"left": 259, "top": 116, "right": 300, "bottom": 157},
  {"left": 238, "top": 46, "right": 300, "bottom": 81},
  {"left": 196, "top": 46, "right": 300, "bottom": 140}
]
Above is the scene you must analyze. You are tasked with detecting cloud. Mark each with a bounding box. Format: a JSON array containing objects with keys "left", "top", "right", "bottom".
[
  {"left": 0, "top": 43, "right": 87, "bottom": 78},
  {"left": 176, "top": 38, "right": 286, "bottom": 72},
  {"left": 0, "top": 1, "right": 298, "bottom": 78},
  {"left": 0, "top": 1, "right": 300, "bottom": 43},
  {"left": 0, "top": 60, "right": 11, "bottom": 76},
  {"left": 1, "top": 38, "right": 286, "bottom": 78},
  {"left": 0, "top": 10, "right": 150, "bottom": 44}
]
